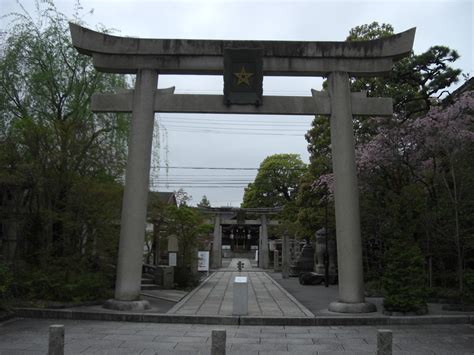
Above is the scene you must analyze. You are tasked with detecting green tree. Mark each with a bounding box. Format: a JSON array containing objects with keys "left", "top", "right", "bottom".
[
  {"left": 242, "top": 154, "right": 306, "bottom": 208},
  {"left": 381, "top": 186, "right": 428, "bottom": 314},
  {"left": 297, "top": 115, "right": 333, "bottom": 239},
  {"left": 165, "top": 205, "right": 212, "bottom": 287},
  {"left": 197, "top": 195, "right": 211, "bottom": 208},
  {"left": 242, "top": 154, "right": 307, "bottom": 238},
  {"left": 0, "top": 1, "right": 129, "bottom": 301}
]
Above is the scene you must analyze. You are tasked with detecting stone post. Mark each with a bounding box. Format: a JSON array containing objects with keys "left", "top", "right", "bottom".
[
  {"left": 212, "top": 214, "right": 222, "bottom": 269},
  {"left": 282, "top": 231, "right": 289, "bottom": 279},
  {"left": 259, "top": 215, "right": 269, "bottom": 269},
  {"left": 48, "top": 325, "right": 64, "bottom": 355},
  {"left": 233, "top": 276, "right": 248, "bottom": 315},
  {"left": 328, "top": 236, "right": 337, "bottom": 275},
  {"left": 211, "top": 329, "right": 226, "bottom": 355},
  {"left": 294, "top": 240, "right": 301, "bottom": 257},
  {"left": 273, "top": 250, "right": 280, "bottom": 271},
  {"left": 107, "top": 69, "right": 157, "bottom": 309},
  {"left": 315, "top": 229, "right": 326, "bottom": 274},
  {"left": 377, "top": 329, "right": 392, "bottom": 355},
  {"left": 327, "top": 72, "right": 375, "bottom": 313}
]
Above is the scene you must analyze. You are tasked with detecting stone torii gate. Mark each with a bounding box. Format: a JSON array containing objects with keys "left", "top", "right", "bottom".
[
  {"left": 69, "top": 23, "right": 415, "bottom": 312},
  {"left": 199, "top": 207, "right": 280, "bottom": 269}
]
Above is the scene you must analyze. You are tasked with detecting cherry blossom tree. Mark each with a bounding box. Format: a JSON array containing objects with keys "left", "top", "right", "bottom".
[{"left": 357, "top": 89, "right": 474, "bottom": 292}]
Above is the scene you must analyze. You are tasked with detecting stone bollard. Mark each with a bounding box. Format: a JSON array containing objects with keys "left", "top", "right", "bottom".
[
  {"left": 233, "top": 276, "right": 248, "bottom": 315},
  {"left": 48, "top": 325, "right": 64, "bottom": 355},
  {"left": 211, "top": 329, "right": 226, "bottom": 355},
  {"left": 377, "top": 329, "right": 392, "bottom": 355}
]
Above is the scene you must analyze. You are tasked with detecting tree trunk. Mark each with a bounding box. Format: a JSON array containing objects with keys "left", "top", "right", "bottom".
[
  {"left": 153, "top": 222, "right": 160, "bottom": 265},
  {"left": 450, "top": 161, "right": 463, "bottom": 294}
]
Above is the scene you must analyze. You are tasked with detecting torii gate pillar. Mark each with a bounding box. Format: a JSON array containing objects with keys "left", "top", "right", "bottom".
[
  {"left": 104, "top": 69, "right": 157, "bottom": 310},
  {"left": 326, "top": 72, "right": 375, "bottom": 313}
]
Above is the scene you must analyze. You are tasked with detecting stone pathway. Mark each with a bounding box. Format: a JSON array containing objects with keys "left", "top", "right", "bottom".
[
  {"left": 1, "top": 318, "right": 473, "bottom": 354},
  {"left": 168, "top": 258, "right": 312, "bottom": 317}
]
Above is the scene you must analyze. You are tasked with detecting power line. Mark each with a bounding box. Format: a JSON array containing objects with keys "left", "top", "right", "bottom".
[
  {"left": 148, "top": 174, "right": 256, "bottom": 176},
  {"left": 158, "top": 118, "right": 312, "bottom": 126},
  {"left": 151, "top": 178, "right": 254, "bottom": 181},
  {"left": 150, "top": 166, "right": 307, "bottom": 170},
  {"left": 153, "top": 180, "right": 252, "bottom": 185},
  {"left": 149, "top": 182, "right": 248, "bottom": 188},
  {"left": 160, "top": 124, "right": 307, "bottom": 132},
  {"left": 163, "top": 128, "right": 304, "bottom": 136}
]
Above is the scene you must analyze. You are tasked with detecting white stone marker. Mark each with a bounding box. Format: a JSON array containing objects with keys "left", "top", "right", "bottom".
[
  {"left": 377, "top": 329, "right": 393, "bottom": 355},
  {"left": 211, "top": 329, "right": 226, "bottom": 355},
  {"left": 48, "top": 325, "right": 64, "bottom": 355},
  {"left": 233, "top": 276, "right": 248, "bottom": 315}
]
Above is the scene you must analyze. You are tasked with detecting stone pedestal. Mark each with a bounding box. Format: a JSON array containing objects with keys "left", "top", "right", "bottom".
[
  {"left": 112, "top": 69, "right": 158, "bottom": 305},
  {"left": 103, "top": 299, "right": 150, "bottom": 311},
  {"left": 315, "top": 230, "right": 325, "bottom": 274},
  {"left": 157, "top": 266, "right": 174, "bottom": 289},
  {"left": 315, "top": 228, "right": 336, "bottom": 275},
  {"left": 233, "top": 276, "right": 248, "bottom": 315},
  {"left": 327, "top": 72, "right": 375, "bottom": 313}
]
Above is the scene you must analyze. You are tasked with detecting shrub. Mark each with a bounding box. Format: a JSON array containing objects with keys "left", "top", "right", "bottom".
[
  {"left": 463, "top": 269, "right": 474, "bottom": 303},
  {"left": 0, "top": 262, "right": 13, "bottom": 310},
  {"left": 14, "top": 259, "right": 114, "bottom": 303},
  {"left": 174, "top": 266, "right": 200, "bottom": 289},
  {"left": 382, "top": 236, "right": 428, "bottom": 313}
]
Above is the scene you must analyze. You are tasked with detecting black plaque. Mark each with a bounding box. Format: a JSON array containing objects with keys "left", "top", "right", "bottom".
[
  {"left": 236, "top": 209, "right": 246, "bottom": 225},
  {"left": 224, "top": 48, "right": 263, "bottom": 106}
]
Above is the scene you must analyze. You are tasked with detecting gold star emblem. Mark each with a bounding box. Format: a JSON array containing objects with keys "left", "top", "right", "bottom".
[{"left": 234, "top": 66, "right": 253, "bottom": 86}]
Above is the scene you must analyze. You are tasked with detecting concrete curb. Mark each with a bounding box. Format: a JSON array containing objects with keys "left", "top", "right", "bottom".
[
  {"left": 14, "top": 308, "right": 474, "bottom": 326},
  {"left": 15, "top": 308, "right": 239, "bottom": 325},
  {"left": 140, "top": 291, "right": 187, "bottom": 303},
  {"left": 0, "top": 312, "right": 15, "bottom": 323}
]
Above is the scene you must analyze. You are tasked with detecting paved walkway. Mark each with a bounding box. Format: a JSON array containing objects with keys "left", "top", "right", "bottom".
[
  {"left": 1, "top": 317, "right": 473, "bottom": 354},
  {"left": 168, "top": 258, "right": 312, "bottom": 317}
]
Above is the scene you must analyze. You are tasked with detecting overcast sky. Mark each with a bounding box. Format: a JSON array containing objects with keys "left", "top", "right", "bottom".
[{"left": 2, "top": 0, "right": 472, "bottom": 207}]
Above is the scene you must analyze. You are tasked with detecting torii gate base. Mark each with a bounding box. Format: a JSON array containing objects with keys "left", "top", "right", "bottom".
[{"left": 69, "top": 23, "right": 415, "bottom": 313}]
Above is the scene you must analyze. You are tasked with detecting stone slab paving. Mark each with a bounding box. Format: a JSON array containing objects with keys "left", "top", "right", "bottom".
[
  {"left": 1, "top": 317, "right": 473, "bottom": 354},
  {"left": 168, "top": 259, "right": 312, "bottom": 317}
]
